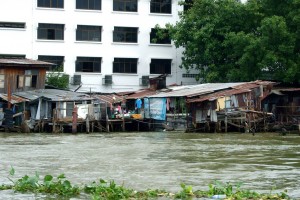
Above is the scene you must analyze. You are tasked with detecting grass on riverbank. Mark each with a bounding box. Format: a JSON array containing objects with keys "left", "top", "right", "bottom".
[{"left": 0, "top": 168, "right": 290, "bottom": 199}]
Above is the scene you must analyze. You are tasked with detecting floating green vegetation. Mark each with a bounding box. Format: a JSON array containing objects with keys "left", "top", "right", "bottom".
[{"left": 0, "top": 167, "right": 290, "bottom": 199}]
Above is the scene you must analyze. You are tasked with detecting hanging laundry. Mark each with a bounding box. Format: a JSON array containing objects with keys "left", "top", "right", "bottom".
[
  {"left": 135, "top": 98, "right": 142, "bottom": 109},
  {"left": 166, "top": 98, "right": 170, "bottom": 111}
]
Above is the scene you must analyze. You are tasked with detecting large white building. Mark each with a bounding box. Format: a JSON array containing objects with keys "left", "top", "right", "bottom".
[{"left": 0, "top": 0, "right": 198, "bottom": 93}]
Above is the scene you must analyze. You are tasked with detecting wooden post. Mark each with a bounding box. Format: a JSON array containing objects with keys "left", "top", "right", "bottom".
[
  {"left": 52, "top": 109, "right": 56, "bottom": 133},
  {"left": 122, "top": 111, "right": 125, "bottom": 132},
  {"left": 7, "top": 78, "right": 11, "bottom": 109},
  {"left": 186, "top": 102, "right": 189, "bottom": 131},
  {"left": 86, "top": 114, "right": 90, "bottom": 134},
  {"left": 263, "top": 110, "right": 266, "bottom": 132},
  {"left": 248, "top": 112, "right": 251, "bottom": 133},
  {"left": 214, "top": 122, "right": 217, "bottom": 133},
  {"left": 98, "top": 121, "right": 102, "bottom": 132},
  {"left": 72, "top": 106, "right": 78, "bottom": 134},
  {"left": 225, "top": 109, "right": 228, "bottom": 133},
  {"left": 42, "top": 120, "right": 45, "bottom": 133},
  {"left": 106, "top": 116, "right": 110, "bottom": 132},
  {"left": 106, "top": 103, "right": 110, "bottom": 132}
]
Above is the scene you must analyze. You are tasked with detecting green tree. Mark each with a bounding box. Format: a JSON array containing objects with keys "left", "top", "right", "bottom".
[
  {"left": 167, "top": 0, "right": 300, "bottom": 83},
  {"left": 46, "top": 66, "right": 69, "bottom": 89}
]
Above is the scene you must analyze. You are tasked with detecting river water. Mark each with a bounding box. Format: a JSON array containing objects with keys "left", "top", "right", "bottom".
[{"left": 0, "top": 132, "right": 300, "bottom": 199}]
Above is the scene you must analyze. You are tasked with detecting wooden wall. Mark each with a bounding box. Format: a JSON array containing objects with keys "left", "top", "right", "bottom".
[{"left": 0, "top": 66, "right": 47, "bottom": 94}]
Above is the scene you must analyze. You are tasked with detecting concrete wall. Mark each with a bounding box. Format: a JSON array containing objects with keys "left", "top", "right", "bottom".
[{"left": 0, "top": 0, "right": 199, "bottom": 93}]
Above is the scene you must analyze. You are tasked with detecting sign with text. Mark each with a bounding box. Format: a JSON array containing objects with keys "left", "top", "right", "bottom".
[{"left": 149, "top": 97, "right": 166, "bottom": 120}]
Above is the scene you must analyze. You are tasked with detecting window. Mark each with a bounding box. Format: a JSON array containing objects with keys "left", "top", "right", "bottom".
[
  {"left": 37, "top": 23, "right": 64, "bottom": 40},
  {"left": 150, "top": 28, "right": 171, "bottom": 44},
  {"left": 113, "top": 58, "right": 138, "bottom": 73},
  {"left": 113, "top": 27, "right": 138, "bottom": 43},
  {"left": 0, "top": 54, "right": 26, "bottom": 59},
  {"left": 0, "top": 74, "right": 4, "bottom": 89},
  {"left": 182, "top": 73, "right": 197, "bottom": 78},
  {"left": 113, "top": 0, "right": 137, "bottom": 12},
  {"left": 76, "top": 57, "right": 101, "bottom": 72},
  {"left": 38, "top": 55, "right": 64, "bottom": 71},
  {"left": 24, "top": 70, "right": 39, "bottom": 88},
  {"left": 37, "top": 0, "right": 64, "bottom": 8},
  {"left": 17, "top": 75, "right": 24, "bottom": 89},
  {"left": 66, "top": 102, "right": 74, "bottom": 117},
  {"left": 0, "top": 22, "right": 25, "bottom": 29},
  {"left": 150, "top": 59, "right": 171, "bottom": 74},
  {"left": 76, "top": 25, "right": 102, "bottom": 42},
  {"left": 32, "top": 76, "right": 38, "bottom": 88},
  {"left": 24, "top": 75, "right": 38, "bottom": 88},
  {"left": 150, "top": 0, "right": 171, "bottom": 14},
  {"left": 76, "top": 0, "right": 101, "bottom": 10}
]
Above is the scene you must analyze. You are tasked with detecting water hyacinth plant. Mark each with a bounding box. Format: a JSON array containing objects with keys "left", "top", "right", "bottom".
[
  {"left": 0, "top": 167, "right": 290, "bottom": 199},
  {"left": 6, "top": 166, "right": 80, "bottom": 197}
]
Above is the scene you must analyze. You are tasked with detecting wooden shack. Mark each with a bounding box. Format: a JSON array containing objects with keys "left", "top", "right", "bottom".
[
  {"left": 0, "top": 58, "right": 52, "bottom": 94},
  {"left": 11, "top": 89, "right": 100, "bottom": 133},
  {"left": 0, "top": 58, "right": 53, "bottom": 131},
  {"left": 262, "top": 88, "right": 300, "bottom": 132}
]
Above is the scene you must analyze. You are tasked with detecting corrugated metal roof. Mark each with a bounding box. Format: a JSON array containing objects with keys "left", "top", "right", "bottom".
[
  {"left": 126, "top": 89, "right": 157, "bottom": 100},
  {"left": 253, "top": 80, "right": 277, "bottom": 85},
  {"left": 147, "top": 82, "right": 246, "bottom": 98},
  {"left": 14, "top": 89, "right": 94, "bottom": 102},
  {"left": 0, "top": 94, "right": 29, "bottom": 104},
  {"left": 232, "top": 83, "right": 259, "bottom": 90},
  {"left": 187, "top": 88, "right": 251, "bottom": 103},
  {"left": 94, "top": 94, "right": 124, "bottom": 104},
  {"left": 0, "top": 58, "right": 54, "bottom": 66}
]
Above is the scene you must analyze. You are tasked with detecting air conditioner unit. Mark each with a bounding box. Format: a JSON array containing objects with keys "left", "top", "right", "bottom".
[
  {"left": 73, "top": 74, "right": 81, "bottom": 85},
  {"left": 102, "top": 75, "right": 112, "bottom": 85},
  {"left": 140, "top": 76, "right": 149, "bottom": 86}
]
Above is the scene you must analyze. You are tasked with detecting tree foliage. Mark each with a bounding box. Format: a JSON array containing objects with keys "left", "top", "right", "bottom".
[
  {"left": 167, "top": 0, "right": 300, "bottom": 83},
  {"left": 46, "top": 66, "right": 69, "bottom": 89}
]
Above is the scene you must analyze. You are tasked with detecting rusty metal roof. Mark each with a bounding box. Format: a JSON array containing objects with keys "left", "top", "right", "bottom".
[
  {"left": 14, "top": 89, "right": 94, "bottom": 102},
  {"left": 93, "top": 94, "right": 124, "bottom": 104},
  {"left": 0, "top": 58, "right": 54, "bottom": 66},
  {"left": 252, "top": 80, "right": 277, "bottom": 85},
  {"left": 232, "top": 83, "right": 259, "bottom": 90},
  {"left": 148, "top": 82, "right": 246, "bottom": 98},
  {"left": 0, "top": 94, "right": 29, "bottom": 104},
  {"left": 147, "top": 81, "right": 276, "bottom": 99},
  {"left": 125, "top": 89, "right": 157, "bottom": 100},
  {"left": 187, "top": 88, "right": 251, "bottom": 103}
]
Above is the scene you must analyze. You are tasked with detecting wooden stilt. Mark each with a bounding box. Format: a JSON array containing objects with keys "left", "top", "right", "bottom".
[
  {"left": 214, "top": 122, "right": 216, "bottom": 133},
  {"left": 225, "top": 109, "right": 228, "bottom": 133},
  {"left": 42, "top": 120, "right": 45, "bottom": 133},
  {"left": 122, "top": 116, "right": 125, "bottom": 132},
  {"left": 86, "top": 114, "right": 90, "bottom": 134},
  {"left": 52, "top": 109, "right": 56, "bottom": 133},
  {"left": 106, "top": 120, "right": 110, "bottom": 132},
  {"left": 72, "top": 106, "right": 78, "bottom": 134},
  {"left": 263, "top": 110, "right": 266, "bottom": 132}
]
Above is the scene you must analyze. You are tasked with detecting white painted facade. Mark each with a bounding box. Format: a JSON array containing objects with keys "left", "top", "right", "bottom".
[{"left": 0, "top": 0, "right": 198, "bottom": 93}]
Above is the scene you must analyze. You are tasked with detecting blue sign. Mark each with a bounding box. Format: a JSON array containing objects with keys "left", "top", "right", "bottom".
[{"left": 149, "top": 97, "right": 166, "bottom": 120}]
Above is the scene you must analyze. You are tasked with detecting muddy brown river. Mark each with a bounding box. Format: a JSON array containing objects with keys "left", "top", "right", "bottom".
[{"left": 0, "top": 132, "right": 299, "bottom": 199}]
